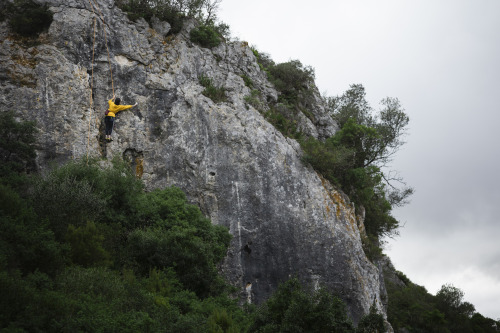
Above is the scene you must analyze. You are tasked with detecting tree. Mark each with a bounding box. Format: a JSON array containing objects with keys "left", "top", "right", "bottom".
[
  {"left": 329, "top": 85, "right": 411, "bottom": 187},
  {"left": 66, "top": 221, "right": 112, "bottom": 267},
  {"left": 436, "top": 284, "right": 476, "bottom": 318},
  {"left": 0, "top": 111, "right": 37, "bottom": 188},
  {"left": 327, "top": 84, "right": 414, "bottom": 238},
  {"left": 126, "top": 187, "right": 232, "bottom": 297},
  {"left": 436, "top": 284, "right": 475, "bottom": 332},
  {"left": 268, "top": 60, "right": 315, "bottom": 105},
  {"left": 356, "top": 304, "right": 385, "bottom": 333},
  {"left": 250, "top": 278, "right": 354, "bottom": 332},
  {"left": 328, "top": 84, "right": 372, "bottom": 128}
]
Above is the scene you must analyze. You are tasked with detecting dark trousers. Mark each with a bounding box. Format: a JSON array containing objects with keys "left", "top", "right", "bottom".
[{"left": 104, "top": 116, "right": 115, "bottom": 135}]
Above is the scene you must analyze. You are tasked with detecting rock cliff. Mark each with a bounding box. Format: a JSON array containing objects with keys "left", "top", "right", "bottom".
[{"left": 0, "top": 0, "right": 387, "bottom": 324}]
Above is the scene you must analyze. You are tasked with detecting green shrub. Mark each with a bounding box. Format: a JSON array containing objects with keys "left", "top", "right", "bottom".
[
  {"left": 250, "top": 278, "right": 354, "bottom": 332},
  {"left": 199, "top": 74, "right": 227, "bottom": 103},
  {"left": 208, "top": 309, "right": 240, "bottom": 333},
  {"left": 31, "top": 167, "right": 105, "bottom": 239},
  {"left": 190, "top": 24, "right": 222, "bottom": 48},
  {"left": 6, "top": 0, "right": 53, "bottom": 37},
  {"left": 267, "top": 60, "right": 315, "bottom": 105},
  {"left": 31, "top": 158, "right": 145, "bottom": 234},
  {"left": 241, "top": 74, "right": 254, "bottom": 88},
  {"left": 116, "top": 0, "right": 184, "bottom": 34},
  {"left": 126, "top": 187, "right": 232, "bottom": 297},
  {"left": 66, "top": 221, "right": 112, "bottom": 267},
  {"left": 386, "top": 277, "right": 449, "bottom": 332},
  {"left": 250, "top": 47, "right": 275, "bottom": 72},
  {"left": 356, "top": 304, "right": 385, "bottom": 333},
  {"left": 0, "top": 111, "right": 37, "bottom": 189},
  {"left": 300, "top": 136, "right": 355, "bottom": 185},
  {"left": 263, "top": 105, "right": 304, "bottom": 140},
  {"left": 300, "top": 85, "right": 414, "bottom": 248},
  {"left": 0, "top": 184, "right": 67, "bottom": 275}
]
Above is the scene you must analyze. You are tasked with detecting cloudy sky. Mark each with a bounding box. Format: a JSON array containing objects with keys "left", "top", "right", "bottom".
[{"left": 218, "top": 0, "right": 500, "bottom": 319}]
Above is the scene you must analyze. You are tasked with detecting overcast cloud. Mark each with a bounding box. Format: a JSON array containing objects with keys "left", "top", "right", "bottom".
[{"left": 218, "top": 0, "right": 500, "bottom": 319}]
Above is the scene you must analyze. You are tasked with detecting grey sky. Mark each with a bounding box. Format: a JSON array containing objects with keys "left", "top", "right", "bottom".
[{"left": 218, "top": 0, "right": 500, "bottom": 319}]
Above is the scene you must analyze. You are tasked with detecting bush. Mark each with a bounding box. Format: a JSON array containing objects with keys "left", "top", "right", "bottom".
[
  {"left": 250, "top": 278, "right": 354, "bottom": 332},
  {"left": 0, "top": 111, "right": 37, "bottom": 189},
  {"left": 66, "top": 221, "right": 112, "bottom": 267},
  {"left": 126, "top": 187, "right": 232, "bottom": 297},
  {"left": 301, "top": 136, "right": 355, "bottom": 185},
  {"left": 31, "top": 166, "right": 105, "bottom": 239},
  {"left": 0, "top": 1, "right": 8, "bottom": 23},
  {"left": 264, "top": 105, "right": 303, "bottom": 140},
  {"left": 250, "top": 47, "right": 275, "bottom": 72},
  {"left": 190, "top": 24, "right": 222, "bottom": 48},
  {"left": 0, "top": 184, "right": 66, "bottom": 275},
  {"left": 267, "top": 60, "right": 315, "bottom": 105},
  {"left": 116, "top": 0, "right": 185, "bottom": 34},
  {"left": 199, "top": 74, "right": 227, "bottom": 103},
  {"left": 6, "top": 0, "right": 53, "bottom": 37},
  {"left": 207, "top": 309, "right": 240, "bottom": 333},
  {"left": 356, "top": 304, "right": 385, "bottom": 333},
  {"left": 241, "top": 74, "right": 254, "bottom": 88},
  {"left": 31, "top": 158, "right": 145, "bottom": 233}
]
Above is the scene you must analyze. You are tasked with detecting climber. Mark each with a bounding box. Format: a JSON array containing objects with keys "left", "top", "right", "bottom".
[{"left": 104, "top": 95, "right": 137, "bottom": 142}]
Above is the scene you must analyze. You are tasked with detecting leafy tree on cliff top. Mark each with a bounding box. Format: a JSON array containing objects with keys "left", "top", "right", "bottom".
[
  {"left": 302, "top": 84, "right": 413, "bottom": 245},
  {"left": 329, "top": 85, "right": 414, "bottom": 240}
]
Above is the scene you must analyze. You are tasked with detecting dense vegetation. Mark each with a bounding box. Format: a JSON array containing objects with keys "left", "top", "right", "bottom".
[
  {"left": 0, "top": 113, "right": 244, "bottom": 331},
  {"left": 0, "top": 113, "right": 388, "bottom": 331},
  {"left": 250, "top": 278, "right": 357, "bottom": 332},
  {"left": 190, "top": 23, "right": 223, "bottom": 48},
  {"left": 116, "top": 0, "right": 229, "bottom": 43},
  {"left": 385, "top": 269, "right": 499, "bottom": 332}
]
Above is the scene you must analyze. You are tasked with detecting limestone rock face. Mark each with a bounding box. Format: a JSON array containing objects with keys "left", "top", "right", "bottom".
[{"left": 0, "top": 0, "right": 384, "bottom": 323}]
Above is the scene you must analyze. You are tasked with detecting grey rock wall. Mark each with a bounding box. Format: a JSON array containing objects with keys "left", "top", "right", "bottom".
[{"left": 0, "top": 0, "right": 385, "bottom": 324}]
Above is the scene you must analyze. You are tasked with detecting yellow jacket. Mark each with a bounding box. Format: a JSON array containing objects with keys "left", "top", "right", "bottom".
[{"left": 107, "top": 99, "right": 134, "bottom": 117}]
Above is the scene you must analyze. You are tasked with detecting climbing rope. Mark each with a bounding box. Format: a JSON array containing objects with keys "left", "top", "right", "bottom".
[{"left": 85, "top": 0, "right": 115, "bottom": 163}]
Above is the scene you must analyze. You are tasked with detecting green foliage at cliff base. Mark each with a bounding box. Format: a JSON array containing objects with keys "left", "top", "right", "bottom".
[
  {"left": 2, "top": 114, "right": 379, "bottom": 332},
  {"left": 250, "top": 278, "right": 356, "bottom": 332},
  {"left": 0, "top": 111, "right": 246, "bottom": 331}
]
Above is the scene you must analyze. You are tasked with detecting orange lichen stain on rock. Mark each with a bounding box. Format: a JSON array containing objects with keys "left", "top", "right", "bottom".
[
  {"left": 348, "top": 258, "right": 370, "bottom": 300},
  {"left": 135, "top": 157, "right": 144, "bottom": 179},
  {"left": 11, "top": 53, "right": 37, "bottom": 69},
  {"left": 317, "top": 173, "right": 359, "bottom": 236}
]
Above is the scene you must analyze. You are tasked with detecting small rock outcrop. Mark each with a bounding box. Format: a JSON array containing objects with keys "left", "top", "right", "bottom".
[{"left": 0, "top": 0, "right": 386, "bottom": 324}]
